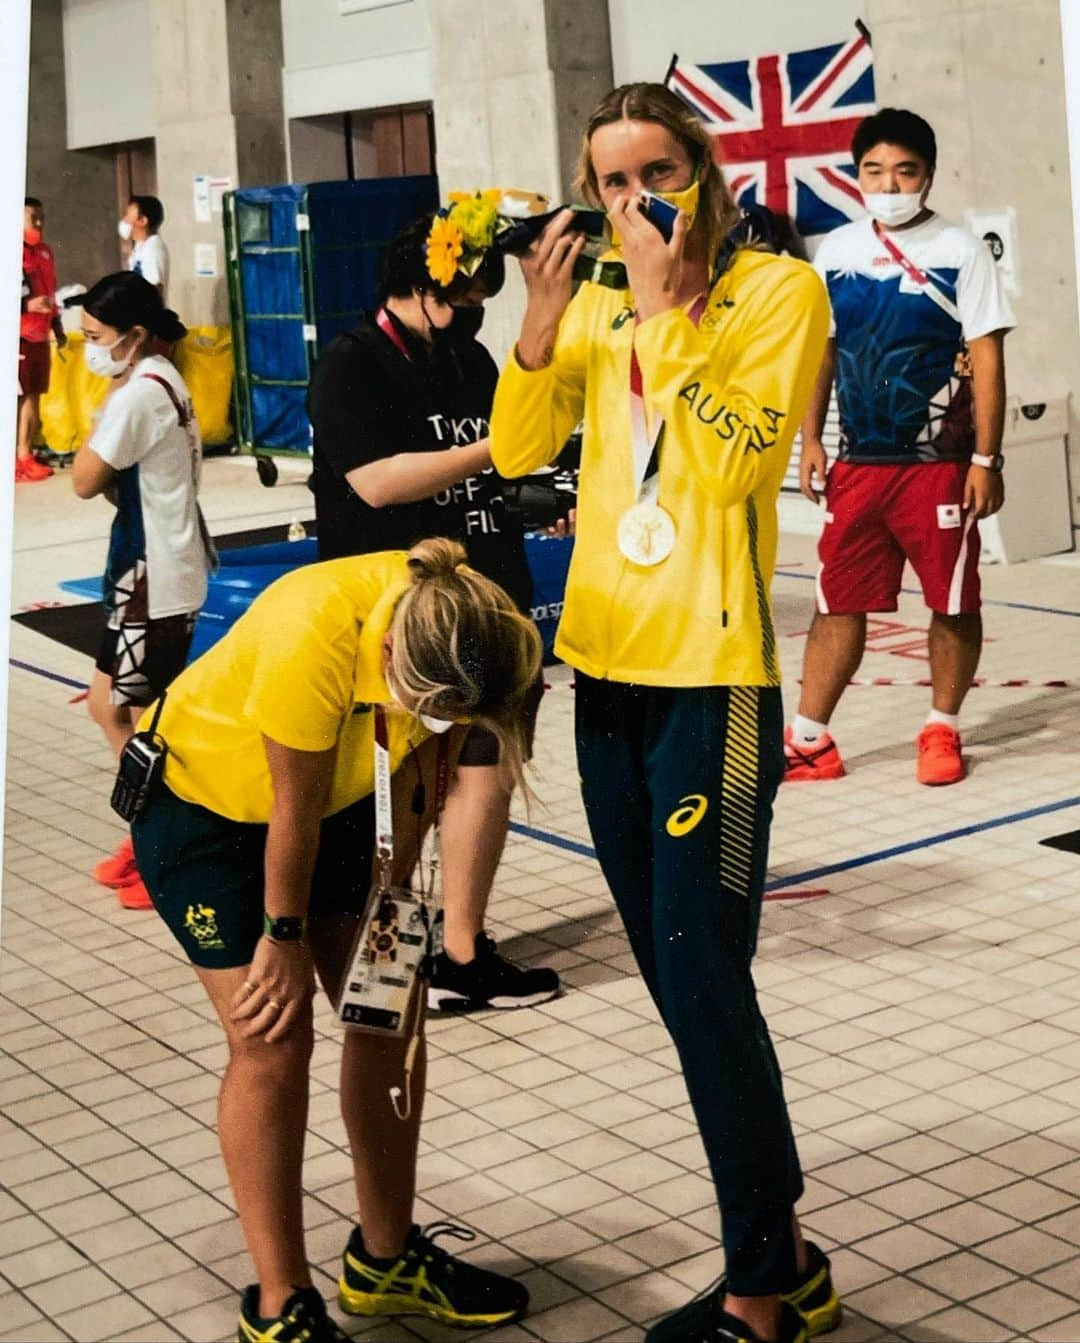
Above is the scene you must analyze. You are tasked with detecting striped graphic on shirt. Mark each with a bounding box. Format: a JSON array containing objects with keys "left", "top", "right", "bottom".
[
  {"left": 720, "top": 686, "right": 759, "bottom": 897},
  {"left": 746, "top": 497, "right": 780, "bottom": 684}
]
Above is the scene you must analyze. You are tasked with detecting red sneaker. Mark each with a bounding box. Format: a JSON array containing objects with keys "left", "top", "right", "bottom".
[
  {"left": 94, "top": 836, "right": 137, "bottom": 888},
  {"left": 117, "top": 874, "right": 154, "bottom": 910},
  {"left": 16, "top": 456, "right": 53, "bottom": 482},
  {"left": 784, "top": 726, "right": 846, "bottom": 781},
  {"left": 916, "top": 723, "right": 964, "bottom": 785}
]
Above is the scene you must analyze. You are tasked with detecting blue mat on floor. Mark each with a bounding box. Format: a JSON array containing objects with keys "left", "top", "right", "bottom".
[{"left": 57, "top": 533, "right": 573, "bottom": 664}]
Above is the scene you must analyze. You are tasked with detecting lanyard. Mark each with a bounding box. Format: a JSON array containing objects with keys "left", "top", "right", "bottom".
[
  {"left": 376, "top": 307, "right": 414, "bottom": 363},
  {"left": 872, "top": 221, "right": 929, "bottom": 287},
  {"left": 628, "top": 292, "right": 709, "bottom": 501},
  {"left": 373, "top": 706, "right": 450, "bottom": 891}
]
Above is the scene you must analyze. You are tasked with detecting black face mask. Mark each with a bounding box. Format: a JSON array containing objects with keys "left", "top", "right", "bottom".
[{"left": 451, "top": 305, "right": 485, "bottom": 341}]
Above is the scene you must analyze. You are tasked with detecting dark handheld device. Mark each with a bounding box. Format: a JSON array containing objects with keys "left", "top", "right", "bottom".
[
  {"left": 640, "top": 192, "right": 679, "bottom": 242},
  {"left": 496, "top": 207, "right": 607, "bottom": 257},
  {"left": 110, "top": 696, "right": 168, "bottom": 822}
]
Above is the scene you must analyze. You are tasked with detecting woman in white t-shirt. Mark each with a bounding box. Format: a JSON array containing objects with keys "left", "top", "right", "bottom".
[{"left": 73, "top": 272, "right": 214, "bottom": 906}]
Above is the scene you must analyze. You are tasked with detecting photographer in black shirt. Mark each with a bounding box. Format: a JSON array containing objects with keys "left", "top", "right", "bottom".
[{"left": 309, "top": 217, "right": 558, "bottom": 1013}]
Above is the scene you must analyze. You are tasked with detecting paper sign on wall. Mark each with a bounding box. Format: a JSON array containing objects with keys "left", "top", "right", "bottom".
[
  {"left": 964, "top": 207, "right": 1021, "bottom": 298},
  {"left": 209, "top": 176, "right": 232, "bottom": 213},
  {"left": 193, "top": 175, "right": 212, "bottom": 224},
  {"left": 195, "top": 243, "right": 218, "bottom": 278}
]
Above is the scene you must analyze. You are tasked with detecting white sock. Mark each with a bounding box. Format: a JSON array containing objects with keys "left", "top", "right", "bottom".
[
  {"left": 791, "top": 714, "right": 829, "bottom": 745},
  {"left": 927, "top": 709, "right": 960, "bottom": 731}
]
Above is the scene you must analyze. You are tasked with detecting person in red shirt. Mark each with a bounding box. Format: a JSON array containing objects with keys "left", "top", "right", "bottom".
[{"left": 19, "top": 196, "right": 66, "bottom": 482}]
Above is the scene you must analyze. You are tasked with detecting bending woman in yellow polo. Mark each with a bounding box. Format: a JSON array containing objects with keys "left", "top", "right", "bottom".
[
  {"left": 492, "top": 84, "right": 835, "bottom": 1343},
  {"left": 131, "top": 540, "right": 539, "bottom": 1343}
]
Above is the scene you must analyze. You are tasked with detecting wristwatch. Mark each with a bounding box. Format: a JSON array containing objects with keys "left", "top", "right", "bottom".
[
  {"left": 263, "top": 913, "right": 306, "bottom": 943},
  {"left": 970, "top": 452, "right": 1004, "bottom": 471}
]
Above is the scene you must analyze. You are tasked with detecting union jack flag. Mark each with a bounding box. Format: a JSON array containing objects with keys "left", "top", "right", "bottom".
[{"left": 666, "top": 27, "right": 876, "bottom": 240}]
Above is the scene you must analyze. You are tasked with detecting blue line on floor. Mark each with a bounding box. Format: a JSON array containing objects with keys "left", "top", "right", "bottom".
[
  {"left": 774, "top": 568, "right": 1080, "bottom": 619},
  {"left": 9, "top": 658, "right": 90, "bottom": 692},
  {"left": 508, "top": 821, "right": 597, "bottom": 860},
  {"left": 13, "top": 655, "right": 1078, "bottom": 886},
  {"left": 513, "top": 794, "right": 1080, "bottom": 888}
]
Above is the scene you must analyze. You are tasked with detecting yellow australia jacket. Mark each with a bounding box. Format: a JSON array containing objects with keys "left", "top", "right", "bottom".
[{"left": 491, "top": 248, "right": 829, "bottom": 687}]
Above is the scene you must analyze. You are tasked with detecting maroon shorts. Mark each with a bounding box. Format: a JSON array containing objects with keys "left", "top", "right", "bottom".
[
  {"left": 816, "top": 461, "right": 981, "bottom": 616},
  {"left": 18, "top": 339, "right": 51, "bottom": 396}
]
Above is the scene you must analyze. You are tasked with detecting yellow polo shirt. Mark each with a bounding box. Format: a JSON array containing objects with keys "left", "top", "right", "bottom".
[{"left": 141, "top": 552, "right": 428, "bottom": 823}]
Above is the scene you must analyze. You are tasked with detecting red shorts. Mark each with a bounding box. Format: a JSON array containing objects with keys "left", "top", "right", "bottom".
[
  {"left": 18, "top": 339, "right": 51, "bottom": 396},
  {"left": 816, "top": 461, "right": 981, "bottom": 616}
]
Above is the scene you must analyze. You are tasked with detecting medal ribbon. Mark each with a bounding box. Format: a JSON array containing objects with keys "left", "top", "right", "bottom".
[{"left": 628, "top": 292, "right": 709, "bottom": 505}]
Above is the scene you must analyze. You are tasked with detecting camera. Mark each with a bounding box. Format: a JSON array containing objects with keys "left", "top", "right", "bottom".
[{"left": 496, "top": 207, "right": 607, "bottom": 257}]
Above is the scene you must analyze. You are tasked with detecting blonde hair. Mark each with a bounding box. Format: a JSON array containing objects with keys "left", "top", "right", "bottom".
[
  {"left": 574, "top": 82, "right": 743, "bottom": 266},
  {"left": 389, "top": 538, "right": 542, "bottom": 789}
]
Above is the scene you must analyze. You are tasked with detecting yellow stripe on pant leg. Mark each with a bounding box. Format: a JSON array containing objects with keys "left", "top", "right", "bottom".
[{"left": 720, "top": 686, "right": 759, "bottom": 897}]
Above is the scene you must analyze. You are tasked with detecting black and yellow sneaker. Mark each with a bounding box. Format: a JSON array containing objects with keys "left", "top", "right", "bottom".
[
  {"left": 338, "top": 1220, "right": 529, "bottom": 1329},
  {"left": 783, "top": 1241, "right": 842, "bottom": 1336},
  {"left": 646, "top": 1290, "right": 808, "bottom": 1343},
  {"left": 237, "top": 1285, "right": 349, "bottom": 1342}
]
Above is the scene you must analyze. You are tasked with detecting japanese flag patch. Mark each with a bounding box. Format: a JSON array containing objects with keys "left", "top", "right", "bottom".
[{"left": 937, "top": 503, "right": 962, "bottom": 530}]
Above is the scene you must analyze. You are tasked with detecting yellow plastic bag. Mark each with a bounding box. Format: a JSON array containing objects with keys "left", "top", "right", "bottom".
[
  {"left": 38, "top": 333, "right": 108, "bottom": 455},
  {"left": 175, "top": 326, "right": 234, "bottom": 446}
]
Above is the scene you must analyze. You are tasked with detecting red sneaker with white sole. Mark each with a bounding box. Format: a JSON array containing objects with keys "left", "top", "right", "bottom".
[
  {"left": 783, "top": 727, "right": 846, "bottom": 781},
  {"left": 94, "top": 837, "right": 136, "bottom": 887},
  {"left": 916, "top": 723, "right": 964, "bottom": 785}
]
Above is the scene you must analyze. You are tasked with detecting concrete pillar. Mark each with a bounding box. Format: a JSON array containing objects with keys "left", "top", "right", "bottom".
[
  {"left": 150, "top": 0, "right": 285, "bottom": 327},
  {"left": 25, "top": 0, "right": 118, "bottom": 290},
  {"left": 867, "top": 0, "right": 1080, "bottom": 533},
  {"left": 429, "top": 0, "right": 613, "bottom": 363}
]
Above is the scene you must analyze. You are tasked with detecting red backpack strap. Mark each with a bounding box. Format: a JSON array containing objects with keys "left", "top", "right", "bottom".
[{"left": 140, "top": 371, "right": 191, "bottom": 427}]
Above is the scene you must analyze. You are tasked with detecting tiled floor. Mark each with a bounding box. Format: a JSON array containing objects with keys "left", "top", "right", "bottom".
[{"left": 2, "top": 459, "right": 1079, "bottom": 1342}]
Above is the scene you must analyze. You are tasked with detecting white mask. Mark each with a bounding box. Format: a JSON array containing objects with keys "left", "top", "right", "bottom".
[
  {"left": 84, "top": 336, "right": 134, "bottom": 379},
  {"left": 420, "top": 713, "right": 455, "bottom": 735},
  {"left": 386, "top": 679, "right": 456, "bottom": 734},
  {"left": 862, "top": 190, "right": 926, "bottom": 228},
  {"left": 118, "top": 219, "right": 133, "bottom": 240}
]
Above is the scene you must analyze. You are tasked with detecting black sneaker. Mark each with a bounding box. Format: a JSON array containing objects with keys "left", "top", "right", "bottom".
[
  {"left": 338, "top": 1220, "right": 529, "bottom": 1328},
  {"left": 782, "top": 1242, "right": 842, "bottom": 1335},
  {"left": 237, "top": 1284, "right": 348, "bottom": 1342},
  {"left": 427, "top": 932, "right": 560, "bottom": 1011},
  {"left": 646, "top": 1288, "right": 807, "bottom": 1343}
]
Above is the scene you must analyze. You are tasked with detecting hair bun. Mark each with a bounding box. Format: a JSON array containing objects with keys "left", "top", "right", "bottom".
[{"left": 407, "top": 537, "right": 468, "bottom": 581}]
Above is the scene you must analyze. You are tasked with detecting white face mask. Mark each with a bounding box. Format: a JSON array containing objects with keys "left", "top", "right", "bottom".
[
  {"left": 117, "top": 219, "right": 133, "bottom": 240},
  {"left": 862, "top": 189, "right": 926, "bottom": 228},
  {"left": 84, "top": 336, "right": 134, "bottom": 379},
  {"left": 386, "top": 679, "right": 456, "bottom": 734}
]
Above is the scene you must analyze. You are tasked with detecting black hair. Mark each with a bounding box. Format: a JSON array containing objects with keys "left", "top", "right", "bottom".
[
  {"left": 129, "top": 194, "right": 165, "bottom": 231},
  {"left": 25, "top": 197, "right": 42, "bottom": 209},
  {"left": 79, "top": 271, "right": 186, "bottom": 343},
  {"left": 852, "top": 108, "right": 937, "bottom": 172},
  {"left": 378, "top": 215, "right": 441, "bottom": 303},
  {"left": 377, "top": 214, "right": 505, "bottom": 307}
]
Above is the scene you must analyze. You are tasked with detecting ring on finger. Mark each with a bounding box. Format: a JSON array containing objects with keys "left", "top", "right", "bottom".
[
  {"left": 241, "top": 981, "right": 257, "bottom": 996},
  {"left": 268, "top": 998, "right": 283, "bottom": 1013}
]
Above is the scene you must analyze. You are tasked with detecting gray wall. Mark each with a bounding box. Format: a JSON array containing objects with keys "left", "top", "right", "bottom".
[
  {"left": 27, "top": 0, "right": 119, "bottom": 290},
  {"left": 430, "top": 0, "right": 613, "bottom": 365}
]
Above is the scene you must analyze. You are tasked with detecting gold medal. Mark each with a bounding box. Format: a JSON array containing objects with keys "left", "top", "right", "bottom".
[{"left": 617, "top": 499, "right": 676, "bottom": 566}]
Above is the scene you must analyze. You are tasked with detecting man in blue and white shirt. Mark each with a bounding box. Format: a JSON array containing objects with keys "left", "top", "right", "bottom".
[{"left": 786, "top": 108, "right": 1015, "bottom": 787}]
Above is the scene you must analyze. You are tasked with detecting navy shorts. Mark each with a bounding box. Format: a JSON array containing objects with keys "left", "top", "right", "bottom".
[{"left": 132, "top": 786, "right": 376, "bottom": 970}]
